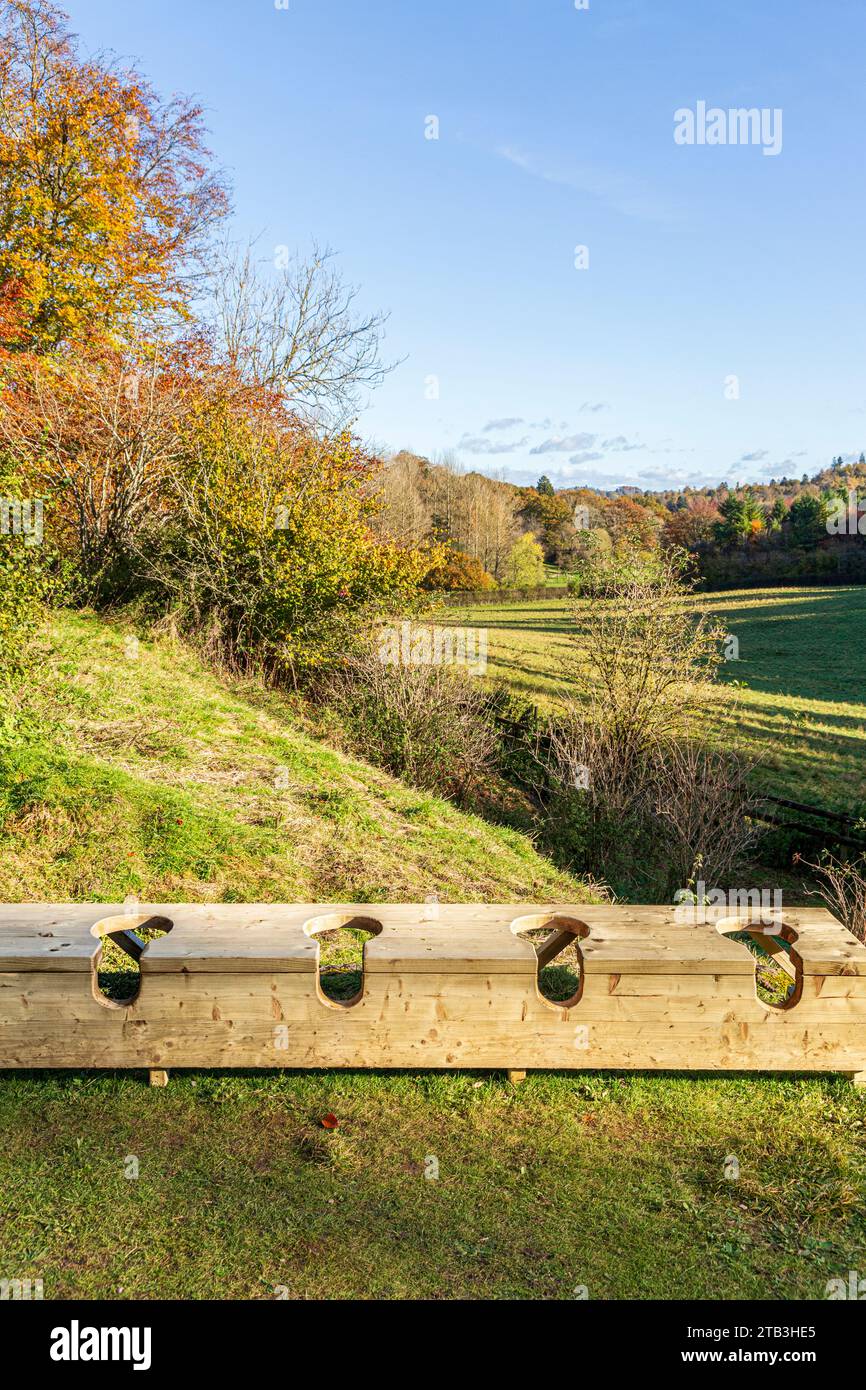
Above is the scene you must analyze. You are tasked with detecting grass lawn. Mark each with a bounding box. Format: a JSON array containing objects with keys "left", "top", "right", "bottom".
[
  {"left": 1, "top": 1068, "right": 864, "bottom": 1300},
  {"left": 440, "top": 586, "right": 866, "bottom": 815}
]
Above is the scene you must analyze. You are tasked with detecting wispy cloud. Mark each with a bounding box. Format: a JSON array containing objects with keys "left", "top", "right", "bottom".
[
  {"left": 602, "top": 435, "right": 646, "bottom": 452},
  {"left": 496, "top": 145, "right": 672, "bottom": 222},
  {"left": 458, "top": 432, "right": 529, "bottom": 455},
  {"left": 483, "top": 416, "right": 523, "bottom": 432},
  {"left": 530, "top": 432, "right": 597, "bottom": 455},
  {"left": 568, "top": 450, "right": 605, "bottom": 467}
]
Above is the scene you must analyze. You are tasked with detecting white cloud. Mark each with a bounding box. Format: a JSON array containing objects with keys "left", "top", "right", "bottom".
[
  {"left": 601, "top": 435, "right": 647, "bottom": 452},
  {"left": 458, "top": 433, "right": 529, "bottom": 455},
  {"left": 496, "top": 145, "right": 673, "bottom": 222},
  {"left": 483, "top": 417, "right": 523, "bottom": 433},
  {"left": 530, "top": 432, "right": 597, "bottom": 455}
]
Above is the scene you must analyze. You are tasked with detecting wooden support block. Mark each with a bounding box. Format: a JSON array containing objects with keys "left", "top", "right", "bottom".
[
  {"left": 847, "top": 1071, "right": 866, "bottom": 1088},
  {"left": 507, "top": 1069, "right": 527, "bottom": 1085},
  {"left": 149, "top": 1068, "right": 169, "bottom": 1087}
]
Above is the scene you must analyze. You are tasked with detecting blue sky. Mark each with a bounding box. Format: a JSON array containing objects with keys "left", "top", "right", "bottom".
[{"left": 67, "top": 0, "right": 866, "bottom": 490}]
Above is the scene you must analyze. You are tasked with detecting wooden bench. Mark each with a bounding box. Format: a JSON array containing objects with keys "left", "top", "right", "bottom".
[{"left": 1, "top": 903, "right": 865, "bottom": 1085}]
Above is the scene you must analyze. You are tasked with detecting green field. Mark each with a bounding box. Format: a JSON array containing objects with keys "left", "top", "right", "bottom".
[{"left": 441, "top": 586, "right": 866, "bottom": 815}]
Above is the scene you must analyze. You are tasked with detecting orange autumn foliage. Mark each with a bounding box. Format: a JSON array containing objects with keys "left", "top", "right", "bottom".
[{"left": 0, "top": 0, "right": 228, "bottom": 352}]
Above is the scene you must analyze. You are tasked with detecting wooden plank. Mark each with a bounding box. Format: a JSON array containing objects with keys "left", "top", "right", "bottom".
[
  {"left": 142, "top": 925, "right": 317, "bottom": 974},
  {"left": 365, "top": 923, "right": 536, "bottom": 974},
  {"left": 3, "top": 968, "right": 866, "bottom": 1070}
]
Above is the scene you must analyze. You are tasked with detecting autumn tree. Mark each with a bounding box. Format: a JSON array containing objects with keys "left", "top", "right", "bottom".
[
  {"left": 660, "top": 497, "right": 720, "bottom": 552},
  {"left": 0, "top": 337, "right": 200, "bottom": 596},
  {"left": 375, "top": 450, "right": 431, "bottom": 545},
  {"left": 505, "top": 531, "right": 545, "bottom": 588},
  {"left": 209, "top": 239, "right": 392, "bottom": 427},
  {"left": 520, "top": 489, "right": 576, "bottom": 563},
  {"left": 0, "top": 0, "right": 228, "bottom": 352},
  {"left": 600, "top": 495, "right": 660, "bottom": 551}
]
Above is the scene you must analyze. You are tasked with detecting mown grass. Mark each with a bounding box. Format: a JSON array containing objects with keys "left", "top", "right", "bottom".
[
  {"left": 1, "top": 1069, "right": 864, "bottom": 1300},
  {"left": 441, "top": 586, "right": 866, "bottom": 816}
]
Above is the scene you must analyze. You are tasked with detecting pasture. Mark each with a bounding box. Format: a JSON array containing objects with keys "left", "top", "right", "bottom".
[{"left": 440, "top": 586, "right": 866, "bottom": 816}]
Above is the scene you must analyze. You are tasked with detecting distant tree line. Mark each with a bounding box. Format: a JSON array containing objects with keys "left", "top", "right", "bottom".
[{"left": 375, "top": 449, "right": 866, "bottom": 591}]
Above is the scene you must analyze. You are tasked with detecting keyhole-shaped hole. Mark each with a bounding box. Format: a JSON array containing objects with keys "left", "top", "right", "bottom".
[
  {"left": 91, "top": 914, "right": 173, "bottom": 1005},
  {"left": 303, "top": 914, "right": 383, "bottom": 1006},
  {"left": 717, "top": 919, "right": 802, "bottom": 1010},
  {"left": 511, "top": 914, "right": 589, "bottom": 1006}
]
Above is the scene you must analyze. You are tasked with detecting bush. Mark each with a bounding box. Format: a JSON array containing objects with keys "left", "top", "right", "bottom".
[
  {"left": 136, "top": 397, "right": 439, "bottom": 681},
  {"left": 422, "top": 547, "right": 497, "bottom": 592},
  {"left": 326, "top": 645, "right": 498, "bottom": 803},
  {"left": 522, "top": 551, "right": 759, "bottom": 895},
  {"left": 797, "top": 851, "right": 866, "bottom": 942}
]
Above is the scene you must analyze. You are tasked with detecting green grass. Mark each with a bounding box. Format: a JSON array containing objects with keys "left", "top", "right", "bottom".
[
  {"left": 543, "top": 562, "right": 569, "bottom": 587},
  {"left": 442, "top": 586, "right": 866, "bottom": 815},
  {"left": 1, "top": 1069, "right": 864, "bottom": 1299},
  {"left": 0, "top": 610, "right": 593, "bottom": 906}
]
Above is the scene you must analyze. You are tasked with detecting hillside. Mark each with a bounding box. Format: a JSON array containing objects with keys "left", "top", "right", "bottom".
[{"left": 0, "top": 611, "right": 593, "bottom": 906}]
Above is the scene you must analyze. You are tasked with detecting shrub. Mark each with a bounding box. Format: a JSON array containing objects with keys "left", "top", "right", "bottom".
[
  {"left": 797, "top": 851, "right": 866, "bottom": 942},
  {"left": 422, "top": 547, "right": 497, "bottom": 592},
  {"left": 0, "top": 540, "right": 47, "bottom": 683},
  {"left": 326, "top": 645, "right": 498, "bottom": 803},
  {"left": 135, "top": 394, "right": 439, "bottom": 681},
  {"left": 526, "top": 551, "right": 758, "bottom": 894},
  {"left": 0, "top": 472, "right": 52, "bottom": 686}
]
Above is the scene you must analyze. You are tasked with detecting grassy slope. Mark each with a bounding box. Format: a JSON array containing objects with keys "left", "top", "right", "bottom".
[
  {"left": 0, "top": 611, "right": 590, "bottom": 905},
  {"left": 442, "top": 586, "right": 866, "bottom": 813},
  {"left": 1, "top": 609, "right": 865, "bottom": 1301}
]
